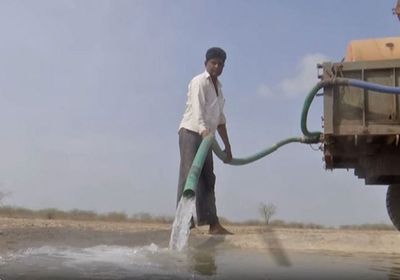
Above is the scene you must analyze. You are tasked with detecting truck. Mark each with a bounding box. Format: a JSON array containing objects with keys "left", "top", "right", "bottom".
[{"left": 321, "top": 37, "right": 400, "bottom": 230}]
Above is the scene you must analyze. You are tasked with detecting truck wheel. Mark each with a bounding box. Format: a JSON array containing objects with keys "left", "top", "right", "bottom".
[{"left": 386, "top": 184, "right": 400, "bottom": 231}]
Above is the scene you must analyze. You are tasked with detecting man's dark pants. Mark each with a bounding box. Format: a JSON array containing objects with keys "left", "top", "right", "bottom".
[{"left": 177, "top": 128, "right": 219, "bottom": 226}]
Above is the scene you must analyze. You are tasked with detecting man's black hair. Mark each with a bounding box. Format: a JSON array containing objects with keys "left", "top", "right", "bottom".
[{"left": 205, "top": 47, "right": 227, "bottom": 62}]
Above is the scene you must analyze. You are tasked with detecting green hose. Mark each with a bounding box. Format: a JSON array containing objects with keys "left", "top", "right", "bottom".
[
  {"left": 182, "top": 79, "right": 337, "bottom": 197},
  {"left": 211, "top": 79, "right": 332, "bottom": 167},
  {"left": 182, "top": 135, "right": 316, "bottom": 197},
  {"left": 182, "top": 80, "right": 326, "bottom": 197},
  {"left": 300, "top": 81, "right": 324, "bottom": 140},
  {"left": 212, "top": 137, "right": 313, "bottom": 165},
  {"left": 300, "top": 79, "right": 349, "bottom": 139},
  {"left": 182, "top": 134, "right": 214, "bottom": 198}
]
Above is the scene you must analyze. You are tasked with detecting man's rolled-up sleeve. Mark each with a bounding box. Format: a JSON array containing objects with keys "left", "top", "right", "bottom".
[{"left": 190, "top": 80, "right": 207, "bottom": 134}]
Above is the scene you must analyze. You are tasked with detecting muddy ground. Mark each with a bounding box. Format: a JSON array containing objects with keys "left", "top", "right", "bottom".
[{"left": 1, "top": 217, "right": 400, "bottom": 255}]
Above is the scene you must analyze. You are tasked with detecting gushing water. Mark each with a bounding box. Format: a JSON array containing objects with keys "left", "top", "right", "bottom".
[
  {"left": 0, "top": 244, "right": 195, "bottom": 279},
  {"left": 169, "top": 196, "right": 196, "bottom": 251}
]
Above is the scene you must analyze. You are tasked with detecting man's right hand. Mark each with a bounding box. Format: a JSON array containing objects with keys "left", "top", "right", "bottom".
[
  {"left": 223, "top": 146, "right": 232, "bottom": 163},
  {"left": 201, "top": 129, "right": 211, "bottom": 138}
]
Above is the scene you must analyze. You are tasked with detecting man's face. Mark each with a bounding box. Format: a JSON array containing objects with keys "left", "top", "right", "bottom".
[{"left": 205, "top": 58, "right": 224, "bottom": 78}]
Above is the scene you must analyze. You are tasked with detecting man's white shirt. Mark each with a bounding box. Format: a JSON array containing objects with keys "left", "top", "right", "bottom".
[{"left": 179, "top": 71, "right": 226, "bottom": 134}]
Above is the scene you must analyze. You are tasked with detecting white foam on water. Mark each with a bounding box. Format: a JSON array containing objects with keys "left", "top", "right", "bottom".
[
  {"left": 169, "top": 196, "right": 196, "bottom": 251},
  {"left": 18, "top": 243, "right": 162, "bottom": 265},
  {"left": 1, "top": 244, "right": 194, "bottom": 278}
]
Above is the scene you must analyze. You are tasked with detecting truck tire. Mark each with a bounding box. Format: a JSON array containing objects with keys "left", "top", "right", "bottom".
[{"left": 386, "top": 184, "right": 400, "bottom": 231}]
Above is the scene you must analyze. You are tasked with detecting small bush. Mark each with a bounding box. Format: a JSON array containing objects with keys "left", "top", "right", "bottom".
[
  {"left": 37, "top": 208, "right": 66, "bottom": 220},
  {"left": 102, "top": 212, "right": 128, "bottom": 222},
  {"left": 340, "top": 223, "right": 395, "bottom": 231},
  {"left": 241, "top": 219, "right": 262, "bottom": 226},
  {"left": 68, "top": 209, "right": 98, "bottom": 220},
  {"left": 0, "top": 206, "right": 34, "bottom": 218},
  {"left": 129, "top": 212, "right": 173, "bottom": 223}
]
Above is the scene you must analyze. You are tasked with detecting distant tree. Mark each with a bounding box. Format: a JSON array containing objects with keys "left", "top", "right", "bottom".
[{"left": 259, "top": 202, "right": 277, "bottom": 225}]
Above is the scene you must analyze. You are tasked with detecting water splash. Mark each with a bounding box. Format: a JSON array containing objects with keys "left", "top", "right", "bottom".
[
  {"left": 169, "top": 196, "right": 196, "bottom": 251},
  {"left": 13, "top": 243, "right": 162, "bottom": 265},
  {"left": 1, "top": 244, "right": 194, "bottom": 279}
]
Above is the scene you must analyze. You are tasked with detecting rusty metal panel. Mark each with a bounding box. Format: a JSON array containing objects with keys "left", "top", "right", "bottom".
[
  {"left": 323, "top": 59, "right": 400, "bottom": 184},
  {"left": 323, "top": 59, "right": 400, "bottom": 136}
]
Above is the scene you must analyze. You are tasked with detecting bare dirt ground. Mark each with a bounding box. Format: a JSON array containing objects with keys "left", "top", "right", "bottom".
[{"left": 1, "top": 217, "right": 400, "bottom": 255}]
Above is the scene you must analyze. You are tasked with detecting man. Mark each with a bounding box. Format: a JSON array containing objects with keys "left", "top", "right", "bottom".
[{"left": 177, "top": 47, "right": 233, "bottom": 235}]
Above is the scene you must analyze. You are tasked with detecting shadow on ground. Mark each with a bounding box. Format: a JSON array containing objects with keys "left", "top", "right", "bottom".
[{"left": 260, "top": 226, "right": 291, "bottom": 267}]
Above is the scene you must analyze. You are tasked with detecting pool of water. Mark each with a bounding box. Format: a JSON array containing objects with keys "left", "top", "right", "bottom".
[{"left": 1, "top": 242, "right": 400, "bottom": 279}]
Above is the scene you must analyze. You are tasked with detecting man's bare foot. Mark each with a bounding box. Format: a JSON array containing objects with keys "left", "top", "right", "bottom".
[
  {"left": 209, "top": 223, "right": 233, "bottom": 235},
  {"left": 190, "top": 217, "right": 195, "bottom": 230}
]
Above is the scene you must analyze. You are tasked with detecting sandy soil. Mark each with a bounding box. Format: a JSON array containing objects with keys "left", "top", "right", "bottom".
[{"left": 1, "top": 217, "right": 400, "bottom": 255}]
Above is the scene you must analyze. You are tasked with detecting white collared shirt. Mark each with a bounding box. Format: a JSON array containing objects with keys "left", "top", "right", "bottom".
[{"left": 179, "top": 71, "right": 226, "bottom": 134}]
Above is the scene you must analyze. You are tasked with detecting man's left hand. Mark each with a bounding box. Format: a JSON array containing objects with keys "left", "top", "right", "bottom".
[{"left": 223, "top": 146, "right": 232, "bottom": 163}]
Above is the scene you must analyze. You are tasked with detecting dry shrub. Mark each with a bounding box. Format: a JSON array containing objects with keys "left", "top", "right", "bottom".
[
  {"left": 101, "top": 212, "right": 128, "bottom": 222},
  {"left": 340, "top": 223, "right": 395, "bottom": 231}
]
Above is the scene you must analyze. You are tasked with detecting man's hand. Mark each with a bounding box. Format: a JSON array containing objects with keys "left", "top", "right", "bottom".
[
  {"left": 217, "top": 124, "right": 232, "bottom": 163},
  {"left": 223, "top": 145, "right": 232, "bottom": 163},
  {"left": 201, "top": 128, "right": 211, "bottom": 138}
]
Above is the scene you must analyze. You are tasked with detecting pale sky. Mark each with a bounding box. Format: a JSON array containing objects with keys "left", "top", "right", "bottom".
[{"left": 0, "top": 0, "right": 398, "bottom": 226}]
